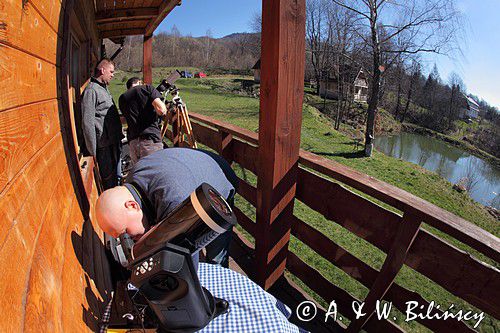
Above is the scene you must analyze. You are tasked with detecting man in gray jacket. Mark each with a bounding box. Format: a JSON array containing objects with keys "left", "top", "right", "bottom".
[{"left": 82, "top": 58, "right": 123, "bottom": 189}]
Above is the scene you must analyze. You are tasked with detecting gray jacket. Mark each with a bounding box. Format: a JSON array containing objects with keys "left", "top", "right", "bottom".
[{"left": 81, "top": 78, "right": 123, "bottom": 156}]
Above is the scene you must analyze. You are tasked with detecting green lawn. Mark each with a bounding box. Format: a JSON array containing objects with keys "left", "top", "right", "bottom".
[{"left": 109, "top": 71, "right": 499, "bottom": 332}]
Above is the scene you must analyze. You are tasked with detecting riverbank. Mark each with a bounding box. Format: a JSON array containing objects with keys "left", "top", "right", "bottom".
[{"left": 400, "top": 123, "right": 500, "bottom": 169}]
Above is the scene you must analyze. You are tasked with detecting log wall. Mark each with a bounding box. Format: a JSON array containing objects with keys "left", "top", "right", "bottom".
[{"left": 0, "top": 0, "right": 112, "bottom": 331}]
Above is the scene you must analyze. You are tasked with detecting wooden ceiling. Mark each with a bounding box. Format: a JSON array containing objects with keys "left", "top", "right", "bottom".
[{"left": 95, "top": 0, "right": 181, "bottom": 39}]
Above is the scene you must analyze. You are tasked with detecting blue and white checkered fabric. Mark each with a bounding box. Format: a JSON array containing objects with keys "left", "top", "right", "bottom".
[{"left": 197, "top": 263, "right": 300, "bottom": 333}]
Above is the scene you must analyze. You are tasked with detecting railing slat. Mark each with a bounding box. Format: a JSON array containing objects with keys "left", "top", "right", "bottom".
[
  {"left": 233, "top": 206, "right": 255, "bottom": 237},
  {"left": 190, "top": 121, "right": 219, "bottom": 151},
  {"left": 296, "top": 167, "right": 401, "bottom": 252},
  {"left": 347, "top": 213, "right": 422, "bottom": 333},
  {"left": 237, "top": 177, "right": 257, "bottom": 207},
  {"left": 407, "top": 231, "right": 500, "bottom": 319},
  {"left": 189, "top": 112, "right": 258, "bottom": 145},
  {"left": 287, "top": 252, "right": 405, "bottom": 333},
  {"left": 292, "top": 216, "right": 475, "bottom": 333},
  {"left": 232, "top": 140, "right": 258, "bottom": 174}
]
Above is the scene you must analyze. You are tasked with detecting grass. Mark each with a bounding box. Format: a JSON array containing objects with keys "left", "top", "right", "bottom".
[{"left": 109, "top": 72, "right": 499, "bottom": 332}]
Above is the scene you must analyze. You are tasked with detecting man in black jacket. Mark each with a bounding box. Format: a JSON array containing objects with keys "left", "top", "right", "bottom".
[{"left": 119, "top": 77, "right": 167, "bottom": 165}]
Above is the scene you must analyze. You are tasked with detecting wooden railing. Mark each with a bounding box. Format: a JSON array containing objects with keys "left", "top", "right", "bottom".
[{"left": 177, "top": 112, "right": 499, "bottom": 332}]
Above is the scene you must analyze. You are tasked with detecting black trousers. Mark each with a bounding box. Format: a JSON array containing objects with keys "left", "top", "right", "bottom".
[{"left": 96, "top": 143, "right": 122, "bottom": 190}]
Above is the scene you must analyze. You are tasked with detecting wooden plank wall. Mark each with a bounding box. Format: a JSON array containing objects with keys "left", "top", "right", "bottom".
[{"left": 0, "top": 0, "right": 113, "bottom": 331}]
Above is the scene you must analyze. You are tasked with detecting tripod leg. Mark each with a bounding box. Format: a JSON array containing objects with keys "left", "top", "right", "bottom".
[
  {"left": 181, "top": 105, "right": 197, "bottom": 148},
  {"left": 171, "top": 107, "right": 180, "bottom": 147}
]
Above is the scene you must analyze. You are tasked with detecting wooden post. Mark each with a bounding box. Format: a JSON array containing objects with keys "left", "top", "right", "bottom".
[
  {"left": 255, "top": 0, "right": 306, "bottom": 289},
  {"left": 143, "top": 34, "right": 152, "bottom": 84}
]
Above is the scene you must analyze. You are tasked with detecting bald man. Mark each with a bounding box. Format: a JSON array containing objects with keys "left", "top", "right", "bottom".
[{"left": 96, "top": 148, "right": 238, "bottom": 267}]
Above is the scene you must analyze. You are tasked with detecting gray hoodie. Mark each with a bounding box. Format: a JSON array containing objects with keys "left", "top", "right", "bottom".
[{"left": 81, "top": 77, "right": 123, "bottom": 156}]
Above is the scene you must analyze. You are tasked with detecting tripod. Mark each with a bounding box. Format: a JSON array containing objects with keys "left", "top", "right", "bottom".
[{"left": 160, "top": 88, "right": 197, "bottom": 148}]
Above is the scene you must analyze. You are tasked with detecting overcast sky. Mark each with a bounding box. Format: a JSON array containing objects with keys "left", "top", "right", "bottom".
[{"left": 157, "top": 0, "right": 499, "bottom": 109}]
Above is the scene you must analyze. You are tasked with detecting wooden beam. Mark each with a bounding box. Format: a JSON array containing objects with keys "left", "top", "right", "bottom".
[
  {"left": 97, "top": 20, "right": 151, "bottom": 30},
  {"left": 347, "top": 213, "right": 422, "bottom": 333},
  {"left": 145, "top": 0, "right": 180, "bottom": 36},
  {"left": 95, "top": 7, "right": 158, "bottom": 23},
  {"left": 255, "top": 0, "right": 306, "bottom": 289},
  {"left": 143, "top": 34, "right": 153, "bottom": 84},
  {"left": 99, "top": 28, "right": 145, "bottom": 39}
]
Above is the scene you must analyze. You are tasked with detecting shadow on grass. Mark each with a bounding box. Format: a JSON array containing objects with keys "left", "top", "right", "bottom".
[{"left": 311, "top": 150, "right": 366, "bottom": 159}]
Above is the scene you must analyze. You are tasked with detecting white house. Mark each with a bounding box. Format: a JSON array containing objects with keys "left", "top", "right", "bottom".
[
  {"left": 459, "top": 94, "right": 480, "bottom": 119},
  {"left": 319, "top": 67, "right": 369, "bottom": 102}
]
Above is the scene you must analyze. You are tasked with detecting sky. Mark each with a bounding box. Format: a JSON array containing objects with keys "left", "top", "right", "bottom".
[
  {"left": 157, "top": 0, "right": 261, "bottom": 38},
  {"left": 157, "top": 0, "right": 500, "bottom": 109},
  {"left": 427, "top": 0, "right": 500, "bottom": 108}
]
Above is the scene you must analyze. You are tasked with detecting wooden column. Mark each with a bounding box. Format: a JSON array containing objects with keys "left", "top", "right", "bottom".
[
  {"left": 143, "top": 34, "right": 152, "bottom": 84},
  {"left": 255, "top": 0, "right": 306, "bottom": 289}
]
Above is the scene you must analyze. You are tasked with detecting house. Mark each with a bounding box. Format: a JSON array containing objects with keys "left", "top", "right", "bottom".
[
  {"left": 319, "top": 67, "right": 369, "bottom": 102},
  {"left": 353, "top": 68, "right": 369, "bottom": 102},
  {"left": 252, "top": 59, "right": 261, "bottom": 83},
  {"left": 459, "top": 94, "right": 480, "bottom": 119}
]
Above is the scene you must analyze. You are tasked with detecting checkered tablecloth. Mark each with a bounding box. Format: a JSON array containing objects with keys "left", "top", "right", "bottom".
[{"left": 197, "top": 263, "right": 301, "bottom": 333}]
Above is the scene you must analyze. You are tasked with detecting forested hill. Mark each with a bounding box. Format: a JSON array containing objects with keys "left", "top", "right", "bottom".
[{"left": 110, "top": 32, "right": 261, "bottom": 71}]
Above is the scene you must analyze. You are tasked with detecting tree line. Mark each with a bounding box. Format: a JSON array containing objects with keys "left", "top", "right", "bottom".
[{"left": 112, "top": 25, "right": 260, "bottom": 72}]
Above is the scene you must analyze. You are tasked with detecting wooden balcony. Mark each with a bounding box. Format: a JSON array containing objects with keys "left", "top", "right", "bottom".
[{"left": 165, "top": 112, "right": 500, "bottom": 332}]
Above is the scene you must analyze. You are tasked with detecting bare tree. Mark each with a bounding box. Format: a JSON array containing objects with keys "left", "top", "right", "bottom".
[
  {"left": 307, "top": 0, "right": 333, "bottom": 95},
  {"left": 460, "top": 159, "right": 480, "bottom": 193},
  {"left": 204, "top": 29, "right": 213, "bottom": 66},
  {"left": 400, "top": 60, "right": 421, "bottom": 123},
  {"left": 333, "top": 0, "right": 462, "bottom": 156},
  {"left": 250, "top": 11, "right": 262, "bottom": 33},
  {"left": 447, "top": 71, "right": 465, "bottom": 129},
  {"left": 171, "top": 25, "right": 181, "bottom": 64}
]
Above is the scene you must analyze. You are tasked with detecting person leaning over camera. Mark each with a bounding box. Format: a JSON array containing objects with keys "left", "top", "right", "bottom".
[
  {"left": 81, "top": 58, "right": 123, "bottom": 190},
  {"left": 119, "top": 77, "right": 167, "bottom": 165},
  {"left": 95, "top": 147, "right": 238, "bottom": 268}
]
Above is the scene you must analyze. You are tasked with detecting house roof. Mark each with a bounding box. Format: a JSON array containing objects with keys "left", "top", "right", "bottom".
[
  {"left": 321, "top": 66, "right": 366, "bottom": 86},
  {"left": 466, "top": 95, "right": 480, "bottom": 108},
  {"left": 95, "top": 0, "right": 182, "bottom": 39}
]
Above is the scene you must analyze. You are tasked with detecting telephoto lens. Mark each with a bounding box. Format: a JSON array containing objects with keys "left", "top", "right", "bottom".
[
  {"left": 156, "top": 79, "right": 171, "bottom": 93},
  {"left": 131, "top": 183, "right": 237, "bottom": 261}
]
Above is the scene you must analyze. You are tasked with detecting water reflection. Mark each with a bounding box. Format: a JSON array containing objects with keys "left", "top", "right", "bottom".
[{"left": 375, "top": 132, "right": 500, "bottom": 209}]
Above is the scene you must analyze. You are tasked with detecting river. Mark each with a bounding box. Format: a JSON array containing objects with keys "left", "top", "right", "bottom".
[{"left": 374, "top": 132, "right": 500, "bottom": 209}]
